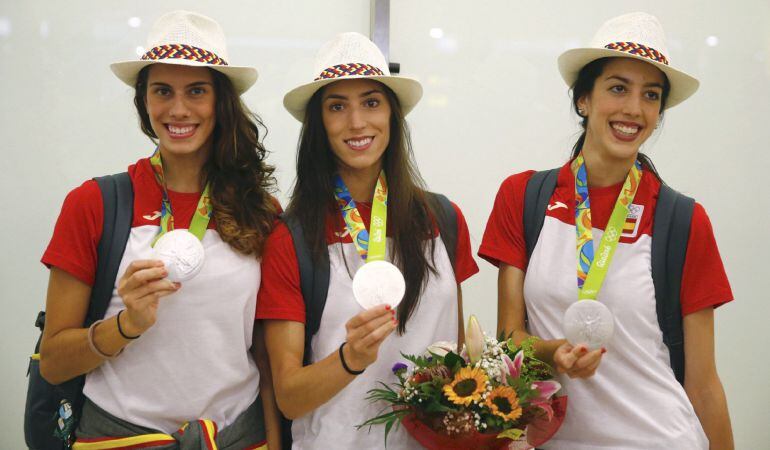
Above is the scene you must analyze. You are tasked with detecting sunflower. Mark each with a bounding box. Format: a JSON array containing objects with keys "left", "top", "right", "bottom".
[
  {"left": 484, "top": 386, "right": 522, "bottom": 422},
  {"left": 443, "top": 366, "right": 488, "bottom": 406}
]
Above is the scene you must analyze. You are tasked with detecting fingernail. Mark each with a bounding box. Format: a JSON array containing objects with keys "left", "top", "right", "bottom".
[
  {"left": 385, "top": 305, "right": 391, "bottom": 310},
  {"left": 601, "top": 347, "right": 607, "bottom": 354},
  {"left": 393, "top": 319, "right": 398, "bottom": 325},
  {"left": 579, "top": 347, "right": 587, "bottom": 354},
  {"left": 173, "top": 282, "right": 181, "bottom": 288},
  {"left": 161, "top": 270, "right": 168, "bottom": 277}
]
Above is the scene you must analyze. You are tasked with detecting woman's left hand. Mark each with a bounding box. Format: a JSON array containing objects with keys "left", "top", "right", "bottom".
[{"left": 553, "top": 342, "right": 605, "bottom": 378}]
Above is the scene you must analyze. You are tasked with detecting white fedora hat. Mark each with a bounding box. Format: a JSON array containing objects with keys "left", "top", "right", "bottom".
[
  {"left": 283, "top": 32, "right": 423, "bottom": 121},
  {"left": 110, "top": 10, "right": 257, "bottom": 94},
  {"left": 558, "top": 12, "right": 699, "bottom": 109}
]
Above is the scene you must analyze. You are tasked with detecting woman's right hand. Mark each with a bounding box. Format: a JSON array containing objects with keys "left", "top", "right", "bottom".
[
  {"left": 553, "top": 342, "right": 605, "bottom": 378},
  {"left": 117, "top": 260, "right": 180, "bottom": 336},
  {"left": 341, "top": 305, "right": 397, "bottom": 371}
]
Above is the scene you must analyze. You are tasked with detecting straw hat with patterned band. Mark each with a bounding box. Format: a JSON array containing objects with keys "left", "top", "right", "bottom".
[
  {"left": 110, "top": 10, "right": 257, "bottom": 94},
  {"left": 284, "top": 32, "right": 423, "bottom": 121},
  {"left": 558, "top": 12, "right": 699, "bottom": 109}
]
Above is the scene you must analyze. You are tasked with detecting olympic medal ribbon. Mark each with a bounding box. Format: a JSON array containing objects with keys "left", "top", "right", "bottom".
[
  {"left": 149, "top": 148, "right": 213, "bottom": 245},
  {"left": 333, "top": 171, "right": 388, "bottom": 262},
  {"left": 571, "top": 152, "right": 642, "bottom": 300}
]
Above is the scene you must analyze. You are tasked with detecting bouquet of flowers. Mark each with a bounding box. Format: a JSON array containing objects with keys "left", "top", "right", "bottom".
[{"left": 361, "top": 316, "right": 567, "bottom": 449}]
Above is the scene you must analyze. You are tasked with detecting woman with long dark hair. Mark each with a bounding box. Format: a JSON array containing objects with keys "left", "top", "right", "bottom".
[
  {"left": 39, "top": 11, "right": 280, "bottom": 449},
  {"left": 257, "top": 32, "right": 478, "bottom": 448},
  {"left": 479, "top": 12, "right": 733, "bottom": 449}
]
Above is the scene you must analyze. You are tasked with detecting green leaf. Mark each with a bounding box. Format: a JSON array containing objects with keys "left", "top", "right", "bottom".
[
  {"left": 497, "top": 427, "right": 524, "bottom": 440},
  {"left": 444, "top": 351, "right": 465, "bottom": 370}
]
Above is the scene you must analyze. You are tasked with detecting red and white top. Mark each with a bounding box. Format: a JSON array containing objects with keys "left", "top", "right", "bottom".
[
  {"left": 479, "top": 162, "right": 733, "bottom": 450},
  {"left": 42, "top": 157, "right": 264, "bottom": 434},
  {"left": 257, "top": 199, "right": 479, "bottom": 450}
]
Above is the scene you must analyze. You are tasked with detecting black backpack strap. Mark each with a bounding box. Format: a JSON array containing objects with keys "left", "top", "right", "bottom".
[
  {"left": 281, "top": 212, "right": 331, "bottom": 366},
  {"left": 427, "top": 193, "right": 458, "bottom": 272},
  {"left": 651, "top": 184, "right": 694, "bottom": 386},
  {"left": 523, "top": 169, "right": 559, "bottom": 259},
  {"left": 89, "top": 173, "right": 134, "bottom": 325}
]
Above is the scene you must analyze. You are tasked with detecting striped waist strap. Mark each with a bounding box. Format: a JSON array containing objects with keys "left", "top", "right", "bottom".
[{"left": 74, "top": 397, "right": 266, "bottom": 450}]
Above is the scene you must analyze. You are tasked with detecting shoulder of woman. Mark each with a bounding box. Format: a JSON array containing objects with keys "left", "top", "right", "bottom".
[{"left": 61, "top": 179, "right": 103, "bottom": 212}]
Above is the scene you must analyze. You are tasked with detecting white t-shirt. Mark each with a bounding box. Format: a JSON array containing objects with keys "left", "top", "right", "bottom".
[
  {"left": 257, "top": 200, "right": 479, "bottom": 449},
  {"left": 479, "top": 164, "right": 733, "bottom": 450},
  {"left": 43, "top": 158, "right": 261, "bottom": 433}
]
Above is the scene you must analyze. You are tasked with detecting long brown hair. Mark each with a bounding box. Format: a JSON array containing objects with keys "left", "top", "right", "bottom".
[
  {"left": 569, "top": 57, "right": 671, "bottom": 180},
  {"left": 287, "top": 81, "right": 438, "bottom": 333},
  {"left": 134, "top": 65, "right": 277, "bottom": 257}
]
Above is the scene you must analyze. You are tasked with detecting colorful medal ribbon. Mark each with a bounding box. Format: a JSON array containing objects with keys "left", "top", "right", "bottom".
[
  {"left": 333, "top": 171, "right": 388, "bottom": 262},
  {"left": 149, "top": 148, "right": 213, "bottom": 245},
  {"left": 572, "top": 152, "right": 642, "bottom": 300}
]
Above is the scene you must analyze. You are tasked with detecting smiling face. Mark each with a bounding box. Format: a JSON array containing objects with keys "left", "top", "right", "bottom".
[
  {"left": 578, "top": 57, "right": 666, "bottom": 164},
  {"left": 321, "top": 78, "right": 392, "bottom": 177},
  {"left": 145, "top": 64, "right": 216, "bottom": 160}
]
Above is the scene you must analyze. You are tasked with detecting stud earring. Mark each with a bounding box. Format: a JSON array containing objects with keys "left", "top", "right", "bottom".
[{"left": 577, "top": 108, "right": 585, "bottom": 117}]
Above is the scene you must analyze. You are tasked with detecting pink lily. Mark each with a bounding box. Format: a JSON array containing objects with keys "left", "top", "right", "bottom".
[
  {"left": 501, "top": 351, "right": 524, "bottom": 383},
  {"left": 465, "top": 315, "right": 485, "bottom": 365},
  {"left": 530, "top": 380, "right": 562, "bottom": 421}
]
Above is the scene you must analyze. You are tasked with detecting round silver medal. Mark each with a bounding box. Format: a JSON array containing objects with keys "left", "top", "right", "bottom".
[
  {"left": 152, "top": 229, "right": 205, "bottom": 282},
  {"left": 352, "top": 260, "right": 406, "bottom": 310},
  {"left": 562, "top": 300, "right": 615, "bottom": 350}
]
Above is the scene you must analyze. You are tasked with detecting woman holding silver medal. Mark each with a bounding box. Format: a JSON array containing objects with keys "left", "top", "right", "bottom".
[
  {"left": 257, "top": 32, "right": 478, "bottom": 448},
  {"left": 39, "top": 11, "right": 280, "bottom": 449},
  {"left": 479, "top": 12, "right": 734, "bottom": 450}
]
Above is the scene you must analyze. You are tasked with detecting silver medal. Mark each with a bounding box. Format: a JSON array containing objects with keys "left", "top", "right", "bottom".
[
  {"left": 352, "top": 260, "right": 406, "bottom": 310},
  {"left": 152, "top": 229, "right": 205, "bottom": 282},
  {"left": 562, "top": 300, "right": 615, "bottom": 350}
]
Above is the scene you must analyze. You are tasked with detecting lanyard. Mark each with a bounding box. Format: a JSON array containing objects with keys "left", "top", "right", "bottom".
[
  {"left": 149, "top": 148, "right": 213, "bottom": 245},
  {"left": 333, "top": 171, "right": 388, "bottom": 262},
  {"left": 572, "top": 152, "right": 642, "bottom": 300}
]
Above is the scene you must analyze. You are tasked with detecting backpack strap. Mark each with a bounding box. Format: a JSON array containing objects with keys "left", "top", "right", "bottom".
[
  {"left": 25, "top": 173, "right": 134, "bottom": 450},
  {"left": 523, "top": 168, "right": 559, "bottom": 259},
  {"left": 427, "top": 192, "right": 458, "bottom": 272},
  {"left": 89, "top": 173, "right": 135, "bottom": 325},
  {"left": 281, "top": 212, "right": 331, "bottom": 366},
  {"left": 651, "top": 184, "right": 694, "bottom": 386},
  {"left": 33, "top": 173, "right": 134, "bottom": 336}
]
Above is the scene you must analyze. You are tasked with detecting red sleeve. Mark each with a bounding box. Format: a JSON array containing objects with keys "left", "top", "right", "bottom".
[
  {"left": 450, "top": 202, "right": 479, "bottom": 283},
  {"left": 680, "top": 203, "right": 734, "bottom": 316},
  {"left": 41, "top": 180, "right": 103, "bottom": 286},
  {"left": 256, "top": 221, "right": 306, "bottom": 323},
  {"left": 477, "top": 171, "right": 535, "bottom": 271}
]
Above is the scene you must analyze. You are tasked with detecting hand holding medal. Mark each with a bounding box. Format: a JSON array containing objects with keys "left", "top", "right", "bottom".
[
  {"left": 334, "top": 172, "right": 406, "bottom": 310},
  {"left": 562, "top": 153, "right": 642, "bottom": 350}
]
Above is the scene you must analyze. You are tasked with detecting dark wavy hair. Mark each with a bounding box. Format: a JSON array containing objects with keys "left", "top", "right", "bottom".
[
  {"left": 134, "top": 65, "right": 277, "bottom": 257},
  {"left": 287, "top": 81, "right": 440, "bottom": 334},
  {"left": 569, "top": 57, "right": 671, "bottom": 180}
]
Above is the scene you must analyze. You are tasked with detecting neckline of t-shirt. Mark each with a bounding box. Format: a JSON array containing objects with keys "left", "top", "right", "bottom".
[
  {"left": 587, "top": 181, "right": 625, "bottom": 198},
  {"left": 166, "top": 188, "right": 204, "bottom": 201}
]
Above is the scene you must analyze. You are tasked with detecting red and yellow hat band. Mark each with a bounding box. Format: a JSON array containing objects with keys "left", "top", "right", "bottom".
[
  {"left": 314, "top": 63, "right": 384, "bottom": 81},
  {"left": 141, "top": 43, "right": 228, "bottom": 66},
  {"left": 604, "top": 41, "right": 669, "bottom": 66}
]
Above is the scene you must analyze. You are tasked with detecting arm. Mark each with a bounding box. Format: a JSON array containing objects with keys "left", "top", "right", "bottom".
[
  {"left": 497, "top": 263, "right": 603, "bottom": 377},
  {"left": 40, "top": 261, "right": 178, "bottom": 384},
  {"left": 264, "top": 305, "right": 396, "bottom": 419},
  {"left": 251, "top": 322, "right": 281, "bottom": 450},
  {"left": 683, "top": 308, "right": 734, "bottom": 449}
]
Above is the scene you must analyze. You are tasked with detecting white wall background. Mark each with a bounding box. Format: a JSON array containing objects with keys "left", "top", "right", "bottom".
[{"left": 1, "top": 1, "right": 767, "bottom": 448}]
